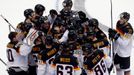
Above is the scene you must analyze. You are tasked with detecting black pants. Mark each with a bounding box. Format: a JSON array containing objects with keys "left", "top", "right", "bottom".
[
  {"left": 8, "top": 68, "right": 28, "bottom": 75},
  {"left": 114, "top": 54, "right": 130, "bottom": 69},
  {"left": 28, "top": 65, "right": 37, "bottom": 75}
]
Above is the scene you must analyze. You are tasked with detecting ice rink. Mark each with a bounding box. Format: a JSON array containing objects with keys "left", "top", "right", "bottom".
[{"left": 0, "top": 0, "right": 133, "bottom": 75}]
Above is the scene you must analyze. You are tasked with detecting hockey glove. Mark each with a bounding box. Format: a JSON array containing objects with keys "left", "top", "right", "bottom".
[{"left": 108, "top": 28, "right": 120, "bottom": 40}]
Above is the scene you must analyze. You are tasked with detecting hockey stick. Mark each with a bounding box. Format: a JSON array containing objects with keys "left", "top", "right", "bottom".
[
  {"left": 110, "top": 0, "right": 113, "bottom": 29},
  {"left": 0, "top": 58, "right": 7, "bottom": 66},
  {"left": 109, "top": 0, "right": 113, "bottom": 58},
  {"left": 0, "top": 15, "right": 16, "bottom": 32},
  {"left": 56, "top": 0, "right": 59, "bottom": 11},
  {"left": 110, "top": 0, "right": 115, "bottom": 73}
]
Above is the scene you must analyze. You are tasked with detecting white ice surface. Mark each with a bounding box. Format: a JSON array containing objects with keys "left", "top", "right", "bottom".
[{"left": 0, "top": 0, "right": 133, "bottom": 75}]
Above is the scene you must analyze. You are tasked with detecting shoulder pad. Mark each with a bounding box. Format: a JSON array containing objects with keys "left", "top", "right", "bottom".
[{"left": 7, "top": 43, "right": 14, "bottom": 48}]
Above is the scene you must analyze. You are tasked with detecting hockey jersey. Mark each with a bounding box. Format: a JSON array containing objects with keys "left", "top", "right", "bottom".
[
  {"left": 39, "top": 45, "right": 59, "bottom": 63},
  {"left": 114, "top": 21, "right": 134, "bottom": 57},
  {"left": 6, "top": 42, "right": 31, "bottom": 72},
  {"left": 51, "top": 54, "right": 82, "bottom": 75},
  {"left": 83, "top": 50, "right": 110, "bottom": 75}
]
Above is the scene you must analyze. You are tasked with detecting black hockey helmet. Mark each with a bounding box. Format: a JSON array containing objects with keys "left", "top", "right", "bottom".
[
  {"left": 61, "top": 42, "right": 74, "bottom": 54},
  {"left": 78, "top": 11, "right": 86, "bottom": 20},
  {"left": 82, "top": 43, "right": 94, "bottom": 54},
  {"left": 38, "top": 16, "right": 48, "bottom": 24},
  {"left": 88, "top": 18, "right": 99, "bottom": 27},
  {"left": 45, "top": 35, "right": 53, "bottom": 45},
  {"left": 34, "top": 16, "right": 49, "bottom": 29},
  {"left": 49, "top": 9, "right": 58, "bottom": 15},
  {"left": 34, "top": 4, "right": 45, "bottom": 14},
  {"left": 52, "top": 26, "right": 61, "bottom": 34},
  {"left": 68, "top": 30, "right": 77, "bottom": 41},
  {"left": 8, "top": 32, "right": 17, "bottom": 41},
  {"left": 24, "top": 9, "right": 34, "bottom": 18},
  {"left": 120, "top": 12, "right": 130, "bottom": 20},
  {"left": 62, "top": 0, "right": 73, "bottom": 7}
]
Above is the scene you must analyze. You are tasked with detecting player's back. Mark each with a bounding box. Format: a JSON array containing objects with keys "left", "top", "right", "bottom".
[
  {"left": 54, "top": 54, "right": 78, "bottom": 66},
  {"left": 51, "top": 54, "right": 82, "bottom": 75},
  {"left": 6, "top": 43, "right": 29, "bottom": 71},
  {"left": 84, "top": 50, "right": 109, "bottom": 75}
]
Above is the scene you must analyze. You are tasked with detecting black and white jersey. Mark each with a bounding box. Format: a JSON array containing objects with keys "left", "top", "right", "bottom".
[{"left": 83, "top": 50, "right": 110, "bottom": 75}]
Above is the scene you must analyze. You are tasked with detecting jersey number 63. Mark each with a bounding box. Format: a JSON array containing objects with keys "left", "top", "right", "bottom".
[{"left": 56, "top": 64, "right": 74, "bottom": 75}]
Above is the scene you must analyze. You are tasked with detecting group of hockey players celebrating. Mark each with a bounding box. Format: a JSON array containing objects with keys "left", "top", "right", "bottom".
[{"left": 6, "top": 0, "right": 133, "bottom": 75}]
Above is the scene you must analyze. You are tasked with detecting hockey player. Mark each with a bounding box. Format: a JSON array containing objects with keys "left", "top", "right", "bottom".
[
  {"left": 13, "top": 8, "right": 39, "bottom": 75},
  {"left": 88, "top": 18, "right": 110, "bottom": 55},
  {"left": 6, "top": 32, "right": 32, "bottom": 75},
  {"left": 34, "top": 4, "right": 45, "bottom": 17},
  {"left": 22, "top": 9, "right": 35, "bottom": 32},
  {"left": 82, "top": 44, "right": 112, "bottom": 75},
  {"left": 59, "top": 11, "right": 88, "bottom": 43},
  {"left": 108, "top": 12, "right": 133, "bottom": 75},
  {"left": 50, "top": 42, "right": 82, "bottom": 75},
  {"left": 48, "top": 9, "right": 58, "bottom": 25},
  {"left": 39, "top": 16, "right": 51, "bottom": 35},
  {"left": 15, "top": 9, "right": 35, "bottom": 41},
  {"left": 83, "top": 29, "right": 109, "bottom": 56},
  {"left": 64, "top": 30, "right": 85, "bottom": 69},
  {"left": 15, "top": 9, "right": 35, "bottom": 42},
  {"left": 29, "top": 32, "right": 47, "bottom": 75},
  {"left": 58, "top": 0, "right": 80, "bottom": 43},
  {"left": 22, "top": 14, "right": 45, "bottom": 75},
  {"left": 88, "top": 18, "right": 108, "bottom": 41},
  {"left": 23, "top": 8, "right": 35, "bottom": 25},
  {"left": 22, "top": 13, "right": 46, "bottom": 47},
  {"left": 51, "top": 21, "right": 64, "bottom": 41},
  {"left": 37, "top": 35, "right": 59, "bottom": 75},
  {"left": 33, "top": 4, "right": 45, "bottom": 29},
  {"left": 60, "top": 0, "right": 79, "bottom": 29},
  {"left": 60, "top": 0, "right": 73, "bottom": 20},
  {"left": 77, "top": 11, "right": 89, "bottom": 33}
]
